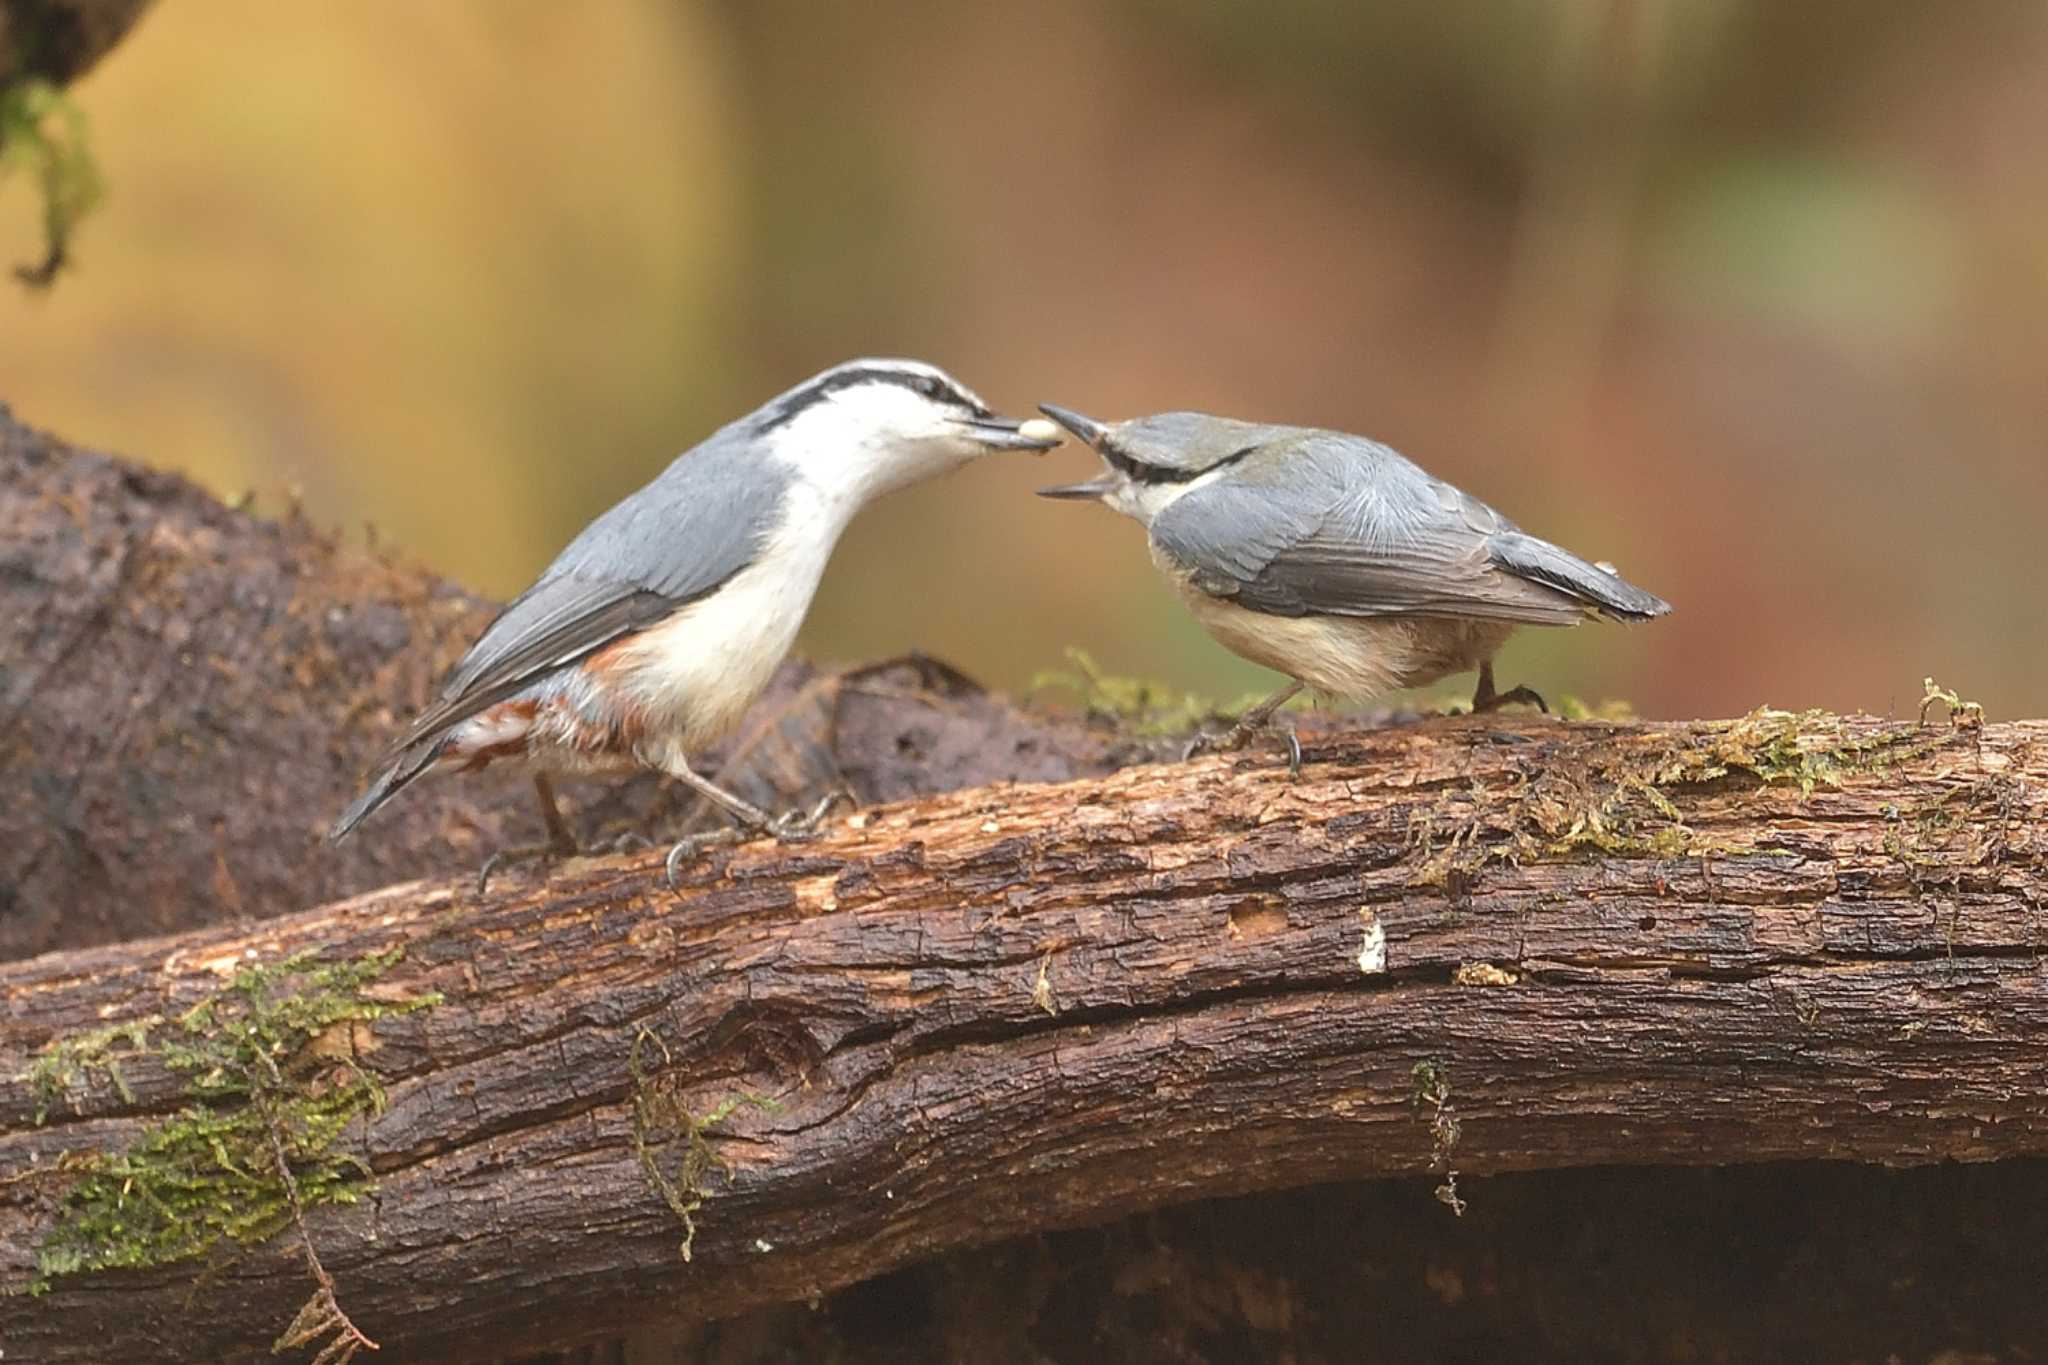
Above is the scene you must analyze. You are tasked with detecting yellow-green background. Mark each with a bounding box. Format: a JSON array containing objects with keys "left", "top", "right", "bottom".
[{"left": 5, "top": 1, "right": 2044, "bottom": 721}]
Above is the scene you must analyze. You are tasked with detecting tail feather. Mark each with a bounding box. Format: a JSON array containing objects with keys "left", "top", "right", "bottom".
[
  {"left": 1489, "top": 532, "right": 1671, "bottom": 622},
  {"left": 328, "top": 742, "right": 441, "bottom": 843}
]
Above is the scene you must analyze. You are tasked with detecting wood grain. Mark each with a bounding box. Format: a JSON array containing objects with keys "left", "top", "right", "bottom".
[{"left": 4, "top": 707, "right": 2043, "bottom": 1363}]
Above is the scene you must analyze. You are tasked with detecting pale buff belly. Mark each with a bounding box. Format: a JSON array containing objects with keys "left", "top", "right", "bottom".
[{"left": 1176, "top": 582, "right": 1518, "bottom": 701}]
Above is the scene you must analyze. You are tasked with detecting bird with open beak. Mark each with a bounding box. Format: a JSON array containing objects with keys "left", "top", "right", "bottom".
[{"left": 1035, "top": 403, "right": 1670, "bottom": 770}]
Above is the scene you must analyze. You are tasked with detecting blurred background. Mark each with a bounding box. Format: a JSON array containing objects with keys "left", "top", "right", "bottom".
[{"left": 2, "top": 0, "right": 2043, "bottom": 721}]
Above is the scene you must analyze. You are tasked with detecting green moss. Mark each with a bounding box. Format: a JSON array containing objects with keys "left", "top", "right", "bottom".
[
  {"left": 1028, "top": 647, "right": 1275, "bottom": 737},
  {"left": 1554, "top": 696, "right": 1641, "bottom": 722},
  {"left": 27, "top": 1015, "right": 161, "bottom": 1122},
  {"left": 25, "top": 949, "right": 438, "bottom": 1291},
  {"left": 1918, "top": 676, "right": 1985, "bottom": 731},
  {"left": 0, "top": 78, "right": 104, "bottom": 286},
  {"left": 1411, "top": 706, "right": 1943, "bottom": 890},
  {"left": 1411, "top": 764, "right": 1699, "bottom": 890},
  {"left": 1647, "top": 706, "right": 1931, "bottom": 796},
  {"left": 628, "top": 1028, "right": 775, "bottom": 1263},
  {"left": 1883, "top": 775, "right": 2015, "bottom": 882}
]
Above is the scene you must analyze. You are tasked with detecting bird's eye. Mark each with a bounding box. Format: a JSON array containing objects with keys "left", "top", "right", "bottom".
[{"left": 917, "top": 375, "right": 946, "bottom": 400}]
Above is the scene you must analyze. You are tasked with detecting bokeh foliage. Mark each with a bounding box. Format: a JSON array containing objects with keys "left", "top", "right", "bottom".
[{"left": 2, "top": 0, "right": 2043, "bottom": 719}]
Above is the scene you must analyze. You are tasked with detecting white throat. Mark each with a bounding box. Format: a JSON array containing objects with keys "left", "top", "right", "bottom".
[{"left": 1103, "top": 463, "right": 1229, "bottom": 527}]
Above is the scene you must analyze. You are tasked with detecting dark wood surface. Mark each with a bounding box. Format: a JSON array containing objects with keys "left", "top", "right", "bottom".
[{"left": 4, "top": 701, "right": 2043, "bottom": 1362}]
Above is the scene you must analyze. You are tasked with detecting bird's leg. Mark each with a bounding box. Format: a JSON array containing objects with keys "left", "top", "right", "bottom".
[
  {"left": 664, "top": 761, "right": 778, "bottom": 831},
  {"left": 535, "top": 773, "right": 578, "bottom": 849},
  {"left": 657, "top": 760, "right": 857, "bottom": 889},
  {"left": 663, "top": 787, "right": 858, "bottom": 889},
  {"left": 1470, "top": 661, "right": 1547, "bottom": 714},
  {"left": 476, "top": 774, "right": 583, "bottom": 894},
  {"left": 1184, "top": 680, "right": 1307, "bottom": 777}
]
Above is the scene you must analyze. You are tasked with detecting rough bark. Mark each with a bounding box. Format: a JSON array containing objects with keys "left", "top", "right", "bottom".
[
  {"left": 0, "top": 403, "right": 1145, "bottom": 960},
  {"left": 2, "top": 703, "right": 2043, "bottom": 1363}
]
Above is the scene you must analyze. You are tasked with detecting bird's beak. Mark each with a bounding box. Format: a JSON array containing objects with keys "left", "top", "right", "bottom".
[
  {"left": 1033, "top": 403, "right": 1119, "bottom": 500},
  {"left": 1035, "top": 475, "right": 1119, "bottom": 501},
  {"left": 1036, "top": 402, "right": 1109, "bottom": 448},
  {"left": 957, "top": 414, "right": 1064, "bottom": 453}
]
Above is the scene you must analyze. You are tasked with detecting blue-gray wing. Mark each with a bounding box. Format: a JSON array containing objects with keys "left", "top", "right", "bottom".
[
  {"left": 1150, "top": 432, "right": 1668, "bottom": 626},
  {"left": 387, "top": 428, "right": 783, "bottom": 756}
]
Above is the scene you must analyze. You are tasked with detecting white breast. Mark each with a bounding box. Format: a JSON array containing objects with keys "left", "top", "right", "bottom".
[
  {"left": 608, "top": 475, "right": 850, "bottom": 752},
  {"left": 1173, "top": 575, "right": 1515, "bottom": 700}
]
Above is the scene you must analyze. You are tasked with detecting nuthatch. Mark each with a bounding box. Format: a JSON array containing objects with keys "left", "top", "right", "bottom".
[
  {"left": 331, "top": 358, "right": 1063, "bottom": 884},
  {"left": 1035, "top": 405, "right": 1670, "bottom": 765}
]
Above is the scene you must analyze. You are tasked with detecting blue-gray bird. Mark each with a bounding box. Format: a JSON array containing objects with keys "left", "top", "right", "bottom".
[
  {"left": 331, "top": 358, "right": 1063, "bottom": 883},
  {"left": 1035, "top": 405, "right": 1669, "bottom": 762}
]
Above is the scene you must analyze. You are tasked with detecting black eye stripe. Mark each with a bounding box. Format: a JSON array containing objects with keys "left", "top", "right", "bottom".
[
  {"left": 759, "top": 367, "right": 975, "bottom": 432},
  {"left": 1100, "top": 441, "right": 1258, "bottom": 485}
]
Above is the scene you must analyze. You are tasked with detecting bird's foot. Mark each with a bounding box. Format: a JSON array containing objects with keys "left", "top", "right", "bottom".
[
  {"left": 1182, "top": 721, "right": 1304, "bottom": 779},
  {"left": 477, "top": 826, "right": 651, "bottom": 896},
  {"left": 768, "top": 789, "right": 856, "bottom": 842},
  {"left": 664, "top": 828, "right": 744, "bottom": 890},
  {"left": 1468, "top": 661, "right": 1547, "bottom": 716},
  {"left": 663, "top": 791, "right": 854, "bottom": 890},
  {"left": 1470, "top": 684, "right": 1548, "bottom": 715},
  {"left": 477, "top": 837, "right": 576, "bottom": 896}
]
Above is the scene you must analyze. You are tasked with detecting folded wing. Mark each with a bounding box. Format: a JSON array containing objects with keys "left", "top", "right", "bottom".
[
  {"left": 331, "top": 431, "right": 782, "bottom": 840},
  {"left": 1150, "top": 431, "right": 1670, "bottom": 626}
]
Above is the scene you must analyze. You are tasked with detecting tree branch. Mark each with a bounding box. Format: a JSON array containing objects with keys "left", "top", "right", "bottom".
[{"left": 3, "top": 704, "right": 2043, "bottom": 1363}]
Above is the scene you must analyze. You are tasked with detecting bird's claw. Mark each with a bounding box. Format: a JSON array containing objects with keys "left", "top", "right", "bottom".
[
  {"left": 664, "top": 828, "right": 742, "bottom": 890},
  {"left": 1182, "top": 722, "right": 1303, "bottom": 779},
  {"left": 476, "top": 840, "right": 572, "bottom": 896},
  {"left": 770, "top": 789, "right": 854, "bottom": 842},
  {"left": 477, "top": 823, "right": 657, "bottom": 896},
  {"left": 1471, "top": 685, "right": 1548, "bottom": 715},
  {"left": 663, "top": 791, "right": 854, "bottom": 890},
  {"left": 1181, "top": 722, "right": 1256, "bottom": 760}
]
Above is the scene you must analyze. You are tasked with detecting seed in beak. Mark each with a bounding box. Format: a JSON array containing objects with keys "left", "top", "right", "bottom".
[{"left": 1017, "top": 417, "right": 1061, "bottom": 446}]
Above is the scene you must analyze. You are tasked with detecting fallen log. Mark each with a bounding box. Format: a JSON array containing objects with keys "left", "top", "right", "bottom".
[{"left": 3, "top": 703, "right": 2043, "bottom": 1363}]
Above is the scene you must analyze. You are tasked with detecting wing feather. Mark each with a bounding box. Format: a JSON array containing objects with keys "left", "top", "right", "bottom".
[
  {"left": 1150, "top": 432, "right": 1667, "bottom": 626},
  {"left": 381, "top": 426, "right": 785, "bottom": 762}
]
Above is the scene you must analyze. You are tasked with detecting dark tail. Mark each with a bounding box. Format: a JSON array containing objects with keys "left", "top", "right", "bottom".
[
  {"left": 1489, "top": 532, "right": 1672, "bottom": 623},
  {"left": 328, "top": 742, "right": 440, "bottom": 843}
]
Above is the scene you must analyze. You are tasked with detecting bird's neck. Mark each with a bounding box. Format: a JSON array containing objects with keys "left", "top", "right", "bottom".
[{"left": 766, "top": 419, "right": 963, "bottom": 527}]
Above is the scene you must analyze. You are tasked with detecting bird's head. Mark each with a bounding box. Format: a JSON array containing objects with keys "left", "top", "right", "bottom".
[
  {"left": 1033, "top": 405, "right": 1274, "bottom": 526},
  {"left": 758, "top": 358, "right": 1062, "bottom": 499}
]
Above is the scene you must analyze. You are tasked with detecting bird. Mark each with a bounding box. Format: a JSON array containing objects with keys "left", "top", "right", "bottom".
[
  {"left": 1033, "top": 404, "right": 1670, "bottom": 768},
  {"left": 331, "top": 358, "right": 1064, "bottom": 886}
]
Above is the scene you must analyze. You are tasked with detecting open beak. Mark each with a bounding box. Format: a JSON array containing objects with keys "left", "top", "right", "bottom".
[
  {"left": 1036, "top": 402, "right": 1108, "bottom": 448},
  {"left": 958, "top": 413, "right": 1064, "bottom": 452},
  {"left": 1034, "top": 402, "right": 1118, "bottom": 500},
  {"left": 1035, "top": 475, "right": 1119, "bottom": 501}
]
